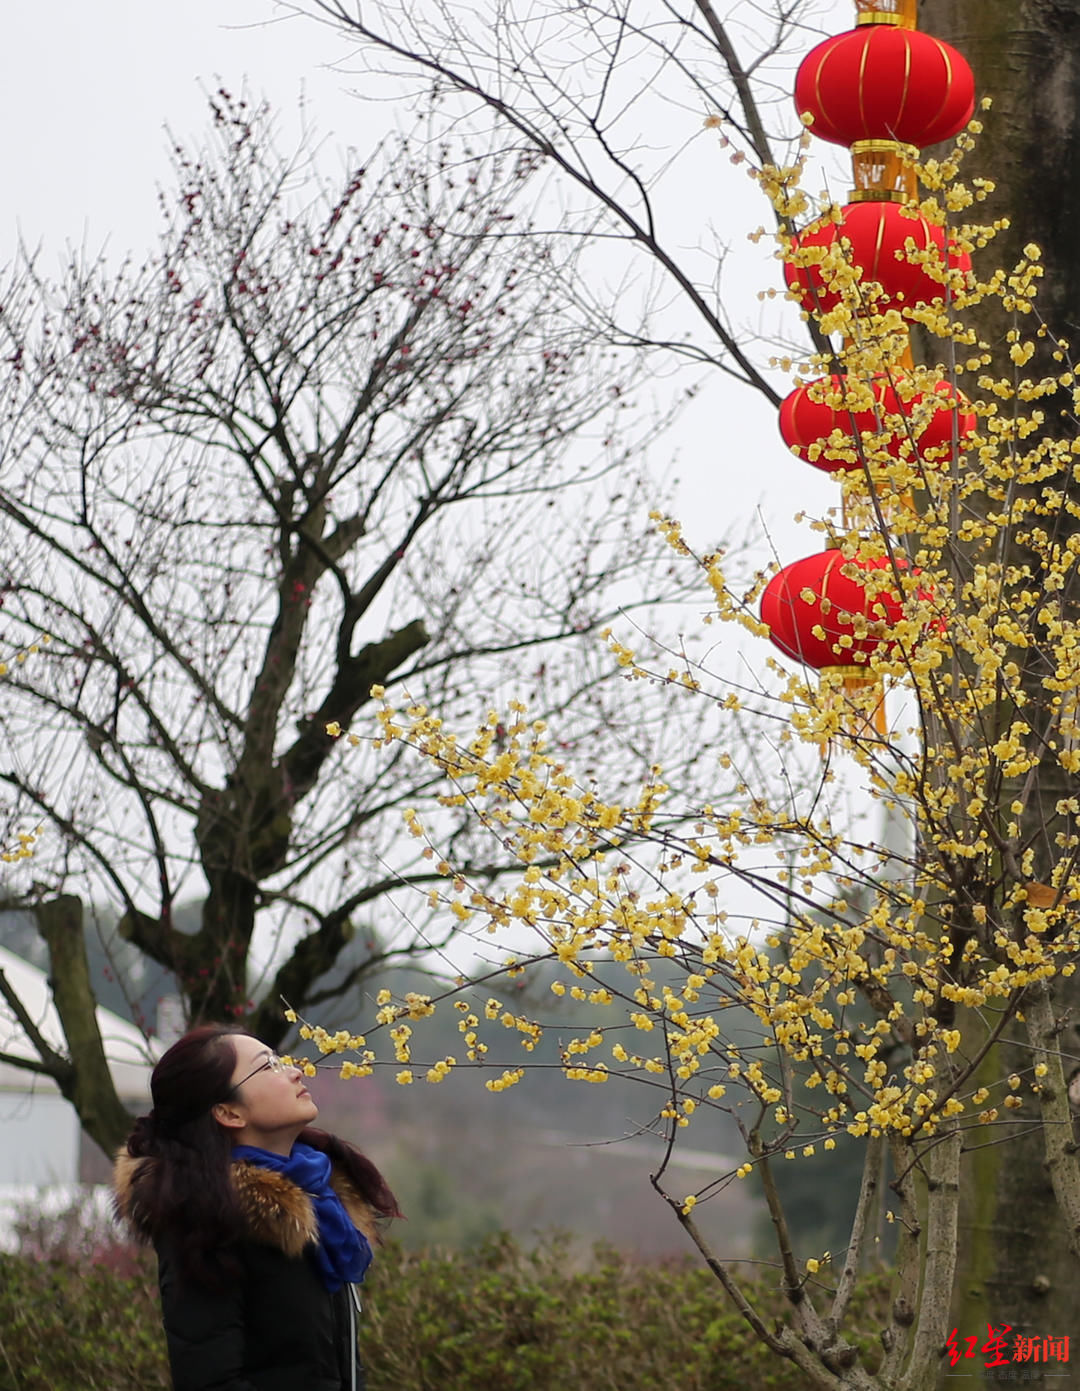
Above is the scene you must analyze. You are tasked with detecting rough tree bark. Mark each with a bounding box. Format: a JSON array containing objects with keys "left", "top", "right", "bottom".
[{"left": 923, "top": 0, "right": 1080, "bottom": 1361}]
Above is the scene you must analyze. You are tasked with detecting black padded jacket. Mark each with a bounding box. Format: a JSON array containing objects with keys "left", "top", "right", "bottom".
[{"left": 115, "top": 1152, "right": 374, "bottom": 1391}]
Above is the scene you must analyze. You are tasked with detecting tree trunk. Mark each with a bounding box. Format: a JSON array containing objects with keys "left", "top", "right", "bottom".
[
  {"left": 922, "top": 0, "right": 1080, "bottom": 1363},
  {"left": 35, "top": 896, "right": 134, "bottom": 1157}
]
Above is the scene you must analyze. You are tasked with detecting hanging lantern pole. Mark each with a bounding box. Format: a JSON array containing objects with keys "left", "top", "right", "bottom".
[{"left": 761, "top": 0, "right": 975, "bottom": 743}]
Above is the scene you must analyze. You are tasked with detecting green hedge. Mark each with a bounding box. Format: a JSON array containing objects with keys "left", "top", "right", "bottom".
[
  {"left": 0, "top": 1251, "right": 164, "bottom": 1391},
  {"left": 0, "top": 1235, "right": 890, "bottom": 1391}
]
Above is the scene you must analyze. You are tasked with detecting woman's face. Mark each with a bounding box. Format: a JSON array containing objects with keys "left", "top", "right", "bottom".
[{"left": 212, "top": 1033, "right": 319, "bottom": 1154}]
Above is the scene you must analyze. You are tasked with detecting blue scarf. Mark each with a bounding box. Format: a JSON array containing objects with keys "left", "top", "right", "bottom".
[{"left": 233, "top": 1141, "right": 373, "bottom": 1292}]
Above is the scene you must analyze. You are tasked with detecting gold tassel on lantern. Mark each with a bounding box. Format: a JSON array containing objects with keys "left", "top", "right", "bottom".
[
  {"left": 819, "top": 664, "right": 888, "bottom": 741},
  {"left": 854, "top": 0, "right": 917, "bottom": 27},
  {"left": 840, "top": 470, "right": 917, "bottom": 535},
  {"left": 850, "top": 140, "right": 917, "bottom": 205},
  {"left": 835, "top": 336, "right": 918, "bottom": 533}
]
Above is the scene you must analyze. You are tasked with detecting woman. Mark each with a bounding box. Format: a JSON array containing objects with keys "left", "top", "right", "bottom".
[{"left": 114, "top": 1024, "right": 400, "bottom": 1391}]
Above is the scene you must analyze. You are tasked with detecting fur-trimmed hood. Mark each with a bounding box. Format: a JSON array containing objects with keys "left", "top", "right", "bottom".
[{"left": 114, "top": 1151, "right": 379, "bottom": 1257}]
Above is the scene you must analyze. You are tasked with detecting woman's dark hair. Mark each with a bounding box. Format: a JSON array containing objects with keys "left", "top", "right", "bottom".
[
  {"left": 125, "top": 1025, "right": 249, "bottom": 1286},
  {"left": 123, "top": 1024, "right": 400, "bottom": 1287}
]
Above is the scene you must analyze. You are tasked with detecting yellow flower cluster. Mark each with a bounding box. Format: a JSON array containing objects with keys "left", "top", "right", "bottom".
[
  {"left": 1, "top": 828, "right": 40, "bottom": 865},
  {"left": 294, "top": 117, "right": 1080, "bottom": 1269}
]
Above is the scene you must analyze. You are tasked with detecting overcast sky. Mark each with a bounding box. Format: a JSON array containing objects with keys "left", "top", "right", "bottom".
[
  {"left": 0, "top": 0, "right": 904, "bottom": 967},
  {"left": 0, "top": 3, "right": 366, "bottom": 254},
  {"left": 0, "top": 2, "right": 859, "bottom": 546},
  {"left": 0, "top": 3, "right": 848, "bottom": 255}
]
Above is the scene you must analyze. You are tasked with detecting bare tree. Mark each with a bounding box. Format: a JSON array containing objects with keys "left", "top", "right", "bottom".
[
  {"left": 0, "top": 92, "right": 717, "bottom": 1156},
  {"left": 288, "top": 0, "right": 836, "bottom": 375}
]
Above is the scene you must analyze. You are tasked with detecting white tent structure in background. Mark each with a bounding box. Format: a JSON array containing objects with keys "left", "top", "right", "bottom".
[{"left": 0, "top": 943, "right": 158, "bottom": 1194}]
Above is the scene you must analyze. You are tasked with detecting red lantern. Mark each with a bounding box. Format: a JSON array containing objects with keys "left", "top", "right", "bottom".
[
  {"left": 778, "top": 373, "right": 975, "bottom": 473},
  {"left": 760, "top": 548, "right": 909, "bottom": 670},
  {"left": 784, "top": 201, "right": 971, "bottom": 318},
  {"left": 795, "top": 26, "right": 975, "bottom": 149}
]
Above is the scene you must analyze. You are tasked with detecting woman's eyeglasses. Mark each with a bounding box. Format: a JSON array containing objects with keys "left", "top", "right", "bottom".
[{"left": 230, "top": 1052, "right": 289, "bottom": 1093}]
